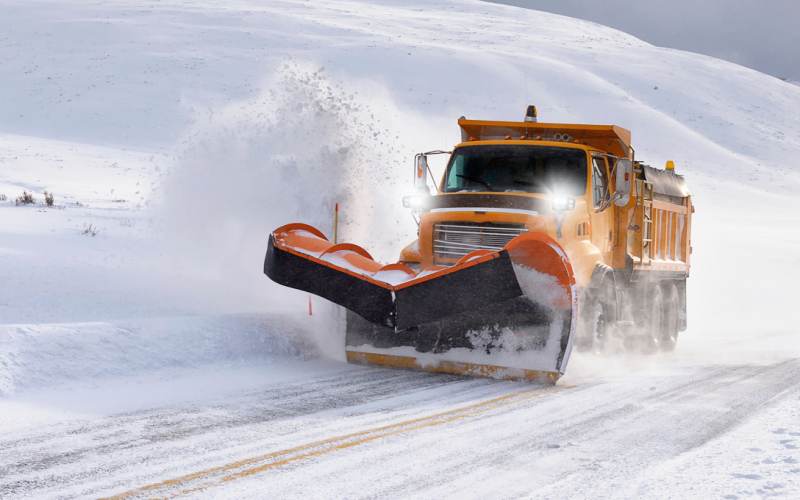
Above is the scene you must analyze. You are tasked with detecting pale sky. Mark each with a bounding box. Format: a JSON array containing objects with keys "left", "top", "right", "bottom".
[{"left": 488, "top": 0, "right": 800, "bottom": 82}]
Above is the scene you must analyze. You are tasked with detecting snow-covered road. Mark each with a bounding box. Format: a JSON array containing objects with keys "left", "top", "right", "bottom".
[{"left": 2, "top": 351, "right": 798, "bottom": 499}]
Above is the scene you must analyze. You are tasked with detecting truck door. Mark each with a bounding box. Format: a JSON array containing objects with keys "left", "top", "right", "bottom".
[{"left": 590, "top": 155, "right": 613, "bottom": 256}]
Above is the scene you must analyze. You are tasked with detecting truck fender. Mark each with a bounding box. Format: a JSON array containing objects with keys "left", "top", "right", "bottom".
[
  {"left": 564, "top": 239, "right": 604, "bottom": 288},
  {"left": 399, "top": 239, "right": 422, "bottom": 267}
]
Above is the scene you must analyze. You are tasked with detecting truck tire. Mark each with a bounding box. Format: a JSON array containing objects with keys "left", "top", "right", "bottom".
[
  {"left": 640, "top": 284, "right": 665, "bottom": 354},
  {"left": 660, "top": 282, "right": 680, "bottom": 352},
  {"left": 576, "top": 278, "right": 616, "bottom": 352}
]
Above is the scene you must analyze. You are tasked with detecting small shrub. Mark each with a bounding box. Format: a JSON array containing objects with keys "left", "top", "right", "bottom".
[
  {"left": 81, "top": 223, "right": 98, "bottom": 237},
  {"left": 15, "top": 191, "right": 35, "bottom": 205},
  {"left": 0, "top": 194, "right": 6, "bottom": 202},
  {"left": 44, "top": 191, "right": 54, "bottom": 207}
]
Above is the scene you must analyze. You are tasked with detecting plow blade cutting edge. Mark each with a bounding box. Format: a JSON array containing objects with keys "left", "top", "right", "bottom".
[{"left": 264, "top": 223, "right": 576, "bottom": 382}]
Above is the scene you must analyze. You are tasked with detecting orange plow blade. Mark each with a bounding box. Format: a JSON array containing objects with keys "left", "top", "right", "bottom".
[{"left": 264, "top": 223, "right": 576, "bottom": 382}]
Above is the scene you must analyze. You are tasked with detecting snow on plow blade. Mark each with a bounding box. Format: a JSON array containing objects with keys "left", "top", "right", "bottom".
[{"left": 264, "top": 223, "right": 576, "bottom": 382}]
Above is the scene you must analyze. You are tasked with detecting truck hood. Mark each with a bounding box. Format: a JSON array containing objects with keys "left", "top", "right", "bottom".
[{"left": 425, "top": 192, "right": 550, "bottom": 216}]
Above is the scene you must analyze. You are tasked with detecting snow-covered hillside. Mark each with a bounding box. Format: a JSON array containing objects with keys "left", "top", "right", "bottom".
[{"left": 1, "top": 1, "right": 798, "bottom": 498}]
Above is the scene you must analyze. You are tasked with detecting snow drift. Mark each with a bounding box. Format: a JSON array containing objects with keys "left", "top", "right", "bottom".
[{"left": 0, "top": 315, "right": 316, "bottom": 397}]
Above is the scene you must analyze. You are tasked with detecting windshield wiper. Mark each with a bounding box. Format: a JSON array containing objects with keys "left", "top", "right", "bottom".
[{"left": 456, "top": 174, "right": 493, "bottom": 190}]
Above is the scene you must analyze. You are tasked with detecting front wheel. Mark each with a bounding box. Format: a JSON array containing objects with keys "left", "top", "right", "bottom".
[{"left": 575, "top": 279, "right": 616, "bottom": 353}]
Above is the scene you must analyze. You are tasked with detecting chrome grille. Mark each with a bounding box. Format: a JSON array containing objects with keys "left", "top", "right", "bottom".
[{"left": 433, "top": 222, "right": 527, "bottom": 263}]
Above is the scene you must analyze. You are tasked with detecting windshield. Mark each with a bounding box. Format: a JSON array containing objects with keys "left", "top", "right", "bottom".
[{"left": 442, "top": 145, "right": 587, "bottom": 195}]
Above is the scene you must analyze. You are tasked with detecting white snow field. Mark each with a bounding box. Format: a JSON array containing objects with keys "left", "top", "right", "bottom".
[{"left": 1, "top": 0, "right": 799, "bottom": 498}]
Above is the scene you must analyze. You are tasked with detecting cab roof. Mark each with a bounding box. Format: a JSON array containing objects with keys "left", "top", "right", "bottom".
[{"left": 458, "top": 118, "right": 633, "bottom": 159}]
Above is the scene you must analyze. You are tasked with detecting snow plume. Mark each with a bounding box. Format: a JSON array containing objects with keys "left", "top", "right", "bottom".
[{"left": 155, "top": 62, "right": 423, "bottom": 357}]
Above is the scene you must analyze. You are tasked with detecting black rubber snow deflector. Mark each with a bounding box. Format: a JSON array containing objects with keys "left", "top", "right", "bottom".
[
  {"left": 264, "top": 236, "right": 526, "bottom": 331},
  {"left": 265, "top": 235, "right": 396, "bottom": 326},
  {"left": 393, "top": 251, "right": 523, "bottom": 330}
]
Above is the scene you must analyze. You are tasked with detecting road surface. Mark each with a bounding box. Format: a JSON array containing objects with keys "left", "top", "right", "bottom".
[{"left": 2, "top": 353, "right": 798, "bottom": 498}]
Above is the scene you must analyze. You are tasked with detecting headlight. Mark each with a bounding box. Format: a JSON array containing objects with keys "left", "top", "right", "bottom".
[
  {"left": 551, "top": 194, "right": 575, "bottom": 212},
  {"left": 402, "top": 195, "right": 428, "bottom": 210}
]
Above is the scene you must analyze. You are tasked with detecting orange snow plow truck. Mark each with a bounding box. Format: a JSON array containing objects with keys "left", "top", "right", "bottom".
[{"left": 264, "top": 106, "right": 693, "bottom": 383}]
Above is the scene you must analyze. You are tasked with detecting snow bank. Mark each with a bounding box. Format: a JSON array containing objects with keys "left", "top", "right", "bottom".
[{"left": 0, "top": 315, "right": 317, "bottom": 397}]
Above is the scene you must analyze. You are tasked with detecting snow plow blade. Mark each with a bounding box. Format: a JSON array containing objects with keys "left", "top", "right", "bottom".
[{"left": 264, "top": 223, "right": 576, "bottom": 382}]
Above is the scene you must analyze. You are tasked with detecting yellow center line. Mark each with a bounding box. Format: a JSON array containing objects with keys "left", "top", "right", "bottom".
[{"left": 108, "top": 385, "right": 568, "bottom": 499}]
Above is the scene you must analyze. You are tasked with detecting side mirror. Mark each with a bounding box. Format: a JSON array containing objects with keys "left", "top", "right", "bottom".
[
  {"left": 614, "top": 159, "right": 633, "bottom": 206},
  {"left": 414, "top": 154, "right": 430, "bottom": 193}
]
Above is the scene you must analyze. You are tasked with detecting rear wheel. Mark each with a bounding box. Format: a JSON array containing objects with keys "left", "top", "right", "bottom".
[
  {"left": 660, "top": 283, "right": 680, "bottom": 352},
  {"left": 637, "top": 284, "right": 664, "bottom": 354}
]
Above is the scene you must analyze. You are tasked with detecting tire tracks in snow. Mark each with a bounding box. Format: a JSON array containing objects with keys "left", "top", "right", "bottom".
[
  {"left": 362, "top": 359, "right": 800, "bottom": 499},
  {"left": 3, "top": 360, "right": 799, "bottom": 498},
  {"left": 108, "top": 385, "right": 568, "bottom": 499},
  {"left": 0, "top": 364, "right": 519, "bottom": 498}
]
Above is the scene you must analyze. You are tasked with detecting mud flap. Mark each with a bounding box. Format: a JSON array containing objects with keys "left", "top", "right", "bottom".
[{"left": 264, "top": 223, "right": 576, "bottom": 382}]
